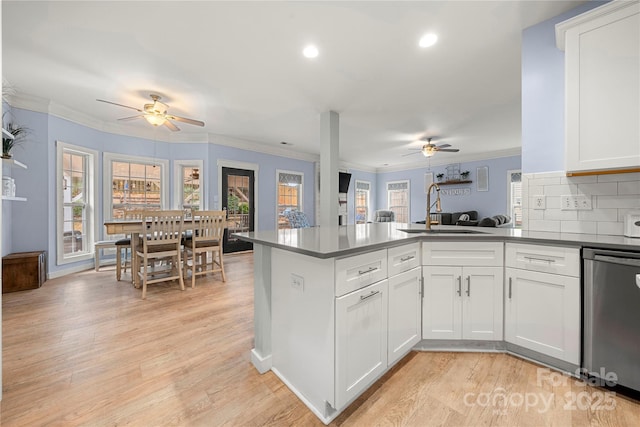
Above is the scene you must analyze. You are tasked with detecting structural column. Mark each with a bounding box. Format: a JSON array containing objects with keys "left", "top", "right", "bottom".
[{"left": 319, "top": 111, "right": 339, "bottom": 227}]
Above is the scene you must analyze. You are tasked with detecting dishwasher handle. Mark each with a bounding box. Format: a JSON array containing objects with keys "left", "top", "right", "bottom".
[{"left": 593, "top": 255, "right": 640, "bottom": 268}]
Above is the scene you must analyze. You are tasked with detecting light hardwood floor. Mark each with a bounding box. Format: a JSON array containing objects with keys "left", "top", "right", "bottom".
[{"left": 2, "top": 252, "right": 639, "bottom": 426}]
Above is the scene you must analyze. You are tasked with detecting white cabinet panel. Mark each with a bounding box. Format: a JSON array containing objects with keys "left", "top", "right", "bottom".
[
  {"left": 388, "top": 267, "right": 421, "bottom": 365},
  {"left": 462, "top": 267, "right": 504, "bottom": 341},
  {"left": 422, "top": 266, "right": 462, "bottom": 339},
  {"left": 388, "top": 243, "right": 420, "bottom": 277},
  {"left": 422, "top": 241, "right": 503, "bottom": 266},
  {"left": 423, "top": 265, "right": 503, "bottom": 341},
  {"left": 335, "top": 279, "right": 388, "bottom": 409},
  {"left": 506, "top": 243, "right": 580, "bottom": 277},
  {"left": 336, "top": 249, "right": 387, "bottom": 297},
  {"left": 505, "top": 268, "right": 580, "bottom": 365},
  {"left": 559, "top": 1, "right": 640, "bottom": 173}
]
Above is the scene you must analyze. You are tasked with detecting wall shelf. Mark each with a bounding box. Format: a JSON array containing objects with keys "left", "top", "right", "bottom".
[
  {"left": 437, "top": 180, "right": 472, "bottom": 186},
  {"left": 1, "top": 196, "right": 27, "bottom": 202}
]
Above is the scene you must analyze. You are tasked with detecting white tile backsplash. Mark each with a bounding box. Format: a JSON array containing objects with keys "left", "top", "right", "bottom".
[
  {"left": 617, "top": 181, "right": 640, "bottom": 195},
  {"left": 523, "top": 171, "right": 640, "bottom": 236}
]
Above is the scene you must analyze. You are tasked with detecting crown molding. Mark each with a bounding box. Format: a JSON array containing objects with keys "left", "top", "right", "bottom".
[
  {"left": 375, "top": 147, "right": 522, "bottom": 173},
  {"left": 208, "top": 133, "right": 319, "bottom": 163},
  {"left": 340, "top": 160, "right": 377, "bottom": 174},
  {"left": 555, "top": 0, "right": 638, "bottom": 50}
]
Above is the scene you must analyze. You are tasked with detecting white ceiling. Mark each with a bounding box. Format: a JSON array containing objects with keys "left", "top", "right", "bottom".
[{"left": 2, "top": 1, "right": 585, "bottom": 170}]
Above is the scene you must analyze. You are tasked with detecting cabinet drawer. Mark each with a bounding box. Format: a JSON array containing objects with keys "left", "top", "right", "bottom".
[
  {"left": 388, "top": 243, "right": 420, "bottom": 276},
  {"left": 336, "top": 249, "right": 388, "bottom": 297},
  {"left": 422, "top": 241, "right": 503, "bottom": 266},
  {"left": 505, "top": 243, "right": 580, "bottom": 277}
]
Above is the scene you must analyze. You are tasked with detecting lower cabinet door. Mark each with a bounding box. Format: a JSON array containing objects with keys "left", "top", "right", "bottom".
[
  {"left": 462, "top": 266, "right": 504, "bottom": 340},
  {"left": 388, "top": 267, "right": 421, "bottom": 365},
  {"left": 422, "top": 266, "right": 462, "bottom": 339},
  {"left": 505, "top": 268, "right": 580, "bottom": 364},
  {"left": 335, "top": 279, "right": 388, "bottom": 409}
]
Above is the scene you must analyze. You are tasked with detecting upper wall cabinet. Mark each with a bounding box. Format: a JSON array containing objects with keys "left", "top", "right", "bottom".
[{"left": 556, "top": 0, "right": 640, "bottom": 174}]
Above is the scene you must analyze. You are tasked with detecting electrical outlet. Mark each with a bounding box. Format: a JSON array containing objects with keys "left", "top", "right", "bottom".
[
  {"left": 291, "top": 273, "right": 304, "bottom": 291},
  {"left": 533, "top": 196, "right": 546, "bottom": 210},
  {"left": 561, "top": 195, "right": 592, "bottom": 210}
]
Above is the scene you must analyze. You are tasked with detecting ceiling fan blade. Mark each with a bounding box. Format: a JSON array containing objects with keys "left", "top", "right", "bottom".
[
  {"left": 96, "top": 99, "right": 143, "bottom": 112},
  {"left": 434, "top": 148, "right": 460, "bottom": 152},
  {"left": 436, "top": 143, "right": 451, "bottom": 149},
  {"left": 117, "top": 115, "right": 144, "bottom": 122},
  {"left": 401, "top": 151, "right": 422, "bottom": 157},
  {"left": 163, "top": 120, "right": 180, "bottom": 132},
  {"left": 166, "top": 115, "right": 205, "bottom": 127}
]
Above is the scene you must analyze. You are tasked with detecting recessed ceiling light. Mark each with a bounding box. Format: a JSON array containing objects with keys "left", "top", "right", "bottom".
[
  {"left": 303, "top": 45, "right": 319, "bottom": 59},
  {"left": 419, "top": 33, "right": 438, "bottom": 48}
]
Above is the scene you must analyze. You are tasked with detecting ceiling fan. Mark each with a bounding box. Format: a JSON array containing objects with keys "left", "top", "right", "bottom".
[
  {"left": 403, "top": 137, "right": 460, "bottom": 158},
  {"left": 96, "top": 94, "right": 205, "bottom": 132}
]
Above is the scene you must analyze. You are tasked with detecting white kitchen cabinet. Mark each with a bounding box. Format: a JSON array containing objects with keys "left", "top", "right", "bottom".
[
  {"left": 335, "top": 279, "right": 388, "bottom": 410},
  {"left": 422, "top": 265, "right": 503, "bottom": 340},
  {"left": 557, "top": 0, "right": 640, "bottom": 173},
  {"left": 387, "top": 267, "right": 421, "bottom": 365},
  {"left": 504, "top": 243, "right": 581, "bottom": 365}
]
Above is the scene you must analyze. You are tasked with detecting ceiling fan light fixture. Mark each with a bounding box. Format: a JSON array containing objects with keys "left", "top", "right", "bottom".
[{"left": 144, "top": 114, "right": 166, "bottom": 126}]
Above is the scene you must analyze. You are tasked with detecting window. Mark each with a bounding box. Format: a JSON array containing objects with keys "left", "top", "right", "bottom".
[
  {"left": 277, "top": 170, "right": 303, "bottom": 229},
  {"left": 104, "top": 153, "right": 169, "bottom": 220},
  {"left": 56, "top": 142, "right": 97, "bottom": 264},
  {"left": 355, "top": 180, "right": 371, "bottom": 224},
  {"left": 387, "top": 180, "right": 410, "bottom": 223},
  {"left": 507, "top": 169, "right": 522, "bottom": 227},
  {"left": 174, "top": 160, "right": 203, "bottom": 212}
]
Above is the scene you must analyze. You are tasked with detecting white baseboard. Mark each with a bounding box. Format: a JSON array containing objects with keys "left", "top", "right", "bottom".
[{"left": 250, "top": 348, "right": 272, "bottom": 374}]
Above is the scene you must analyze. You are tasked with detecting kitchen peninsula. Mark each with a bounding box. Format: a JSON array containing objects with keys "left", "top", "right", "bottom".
[{"left": 235, "top": 223, "right": 640, "bottom": 424}]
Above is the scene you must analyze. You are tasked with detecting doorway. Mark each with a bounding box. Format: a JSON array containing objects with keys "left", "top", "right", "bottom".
[{"left": 221, "top": 167, "right": 254, "bottom": 253}]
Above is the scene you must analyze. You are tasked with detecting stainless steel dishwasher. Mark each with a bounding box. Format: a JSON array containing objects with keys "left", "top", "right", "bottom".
[{"left": 583, "top": 248, "right": 640, "bottom": 392}]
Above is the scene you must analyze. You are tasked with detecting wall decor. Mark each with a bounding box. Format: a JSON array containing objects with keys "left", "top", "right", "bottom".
[
  {"left": 441, "top": 188, "right": 471, "bottom": 196},
  {"left": 477, "top": 166, "right": 489, "bottom": 192}
]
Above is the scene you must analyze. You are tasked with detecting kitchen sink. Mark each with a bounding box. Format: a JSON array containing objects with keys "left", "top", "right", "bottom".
[{"left": 398, "top": 228, "right": 486, "bottom": 234}]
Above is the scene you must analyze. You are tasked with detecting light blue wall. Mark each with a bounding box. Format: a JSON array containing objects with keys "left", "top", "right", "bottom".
[
  {"left": 376, "top": 156, "right": 522, "bottom": 223},
  {"left": 5, "top": 107, "right": 316, "bottom": 275},
  {"left": 521, "top": 1, "right": 608, "bottom": 173}
]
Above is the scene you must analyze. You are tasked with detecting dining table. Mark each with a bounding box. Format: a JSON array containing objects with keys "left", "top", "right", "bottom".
[{"left": 104, "top": 217, "right": 206, "bottom": 287}]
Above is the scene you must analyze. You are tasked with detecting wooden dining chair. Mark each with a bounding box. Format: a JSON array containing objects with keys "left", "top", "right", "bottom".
[
  {"left": 182, "top": 210, "right": 227, "bottom": 288},
  {"left": 134, "top": 210, "right": 185, "bottom": 299},
  {"left": 115, "top": 209, "right": 145, "bottom": 281}
]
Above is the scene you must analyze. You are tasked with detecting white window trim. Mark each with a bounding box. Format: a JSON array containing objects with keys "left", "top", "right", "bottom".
[
  {"left": 173, "top": 159, "right": 205, "bottom": 210},
  {"left": 103, "top": 152, "right": 170, "bottom": 221},
  {"left": 276, "top": 169, "right": 304, "bottom": 228},
  {"left": 354, "top": 179, "right": 371, "bottom": 223},
  {"left": 56, "top": 141, "right": 98, "bottom": 265},
  {"left": 387, "top": 180, "right": 411, "bottom": 223},
  {"left": 507, "top": 169, "right": 522, "bottom": 228},
  {"left": 217, "top": 159, "right": 259, "bottom": 231}
]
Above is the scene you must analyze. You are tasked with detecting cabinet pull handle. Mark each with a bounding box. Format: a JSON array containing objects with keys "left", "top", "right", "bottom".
[
  {"left": 508, "top": 277, "right": 512, "bottom": 299},
  {"left": 524, "top": 256, "right": 555, "bottom": 264},
  {"left": 358, "top": 266, "right": 378, "bottom": 275},
  {"left": 457, "top": 276, "right": 462, "bottom": 296},
  {"left": 360, "top": 290, "right": 380, "bottom": 301},
  {"left": 400, "top": 255, "right": 415, "bottom": 262},
  {"left": 466, "top": 276, "right": 471, "bottom": 296}
]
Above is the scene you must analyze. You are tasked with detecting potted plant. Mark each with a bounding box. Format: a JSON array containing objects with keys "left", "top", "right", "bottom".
[
  {"left": 461, "top": 170, "right": 470, "bottom": 180},
  {"left": 2, "top": 114, "right": 29, "bottom": 159},
  {"left": 436, "top": 173, "right": 444, "bottom": 182}
]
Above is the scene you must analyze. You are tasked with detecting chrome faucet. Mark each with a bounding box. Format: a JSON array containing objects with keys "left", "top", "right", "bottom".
[{"left": 426, "top": 182, "right": 442, "bottom": 230}]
